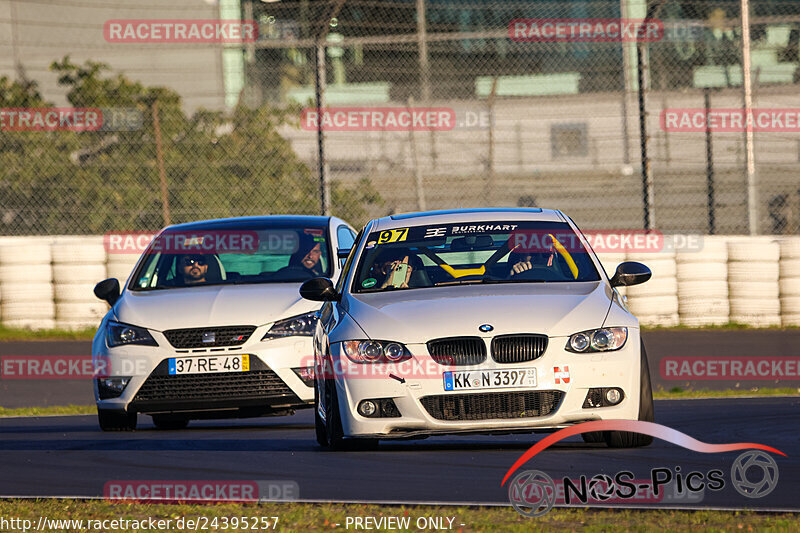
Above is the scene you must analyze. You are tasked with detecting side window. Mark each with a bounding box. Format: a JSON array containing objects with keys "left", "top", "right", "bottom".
[
  {"left": 336, "top": 225, "right": 358, "bottom": 268},
  {"left": 335, "top": 227, "right": 364, "bottom": 293},
  {"left": 337, "top": 225, "right": 356, "bottom": 251}
]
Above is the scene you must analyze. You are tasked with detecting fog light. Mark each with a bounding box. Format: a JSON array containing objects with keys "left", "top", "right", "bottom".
[
  {"left": 582, "top": 387, "right": 624, "bottom": 408},
  {"left": 605, "top": 388, "right": 622, "bottom": 405},
  {"left": 291, "top": 366, "right": 315, "bottom": 387},
  {"left": 96, "top": 377, "right": 131, "bottom": 400},
  {"left": 358, "top": 400, "right": 377, "bottom": 417}
]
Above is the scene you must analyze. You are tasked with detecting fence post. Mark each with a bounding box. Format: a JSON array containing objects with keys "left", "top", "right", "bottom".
[
  {"left": 151, "top": 99, "right": 171, "bottom": 226},
  {"left": 636, "top": 39, "right": 654, "bottom": 230},
  {"left": 741, "top": 0, "right": 757, "bottom": 235},
  {"left": 315, "top": 40, "right": 330, "bottom": 217},
  {"left": 704, "top": 88, "right": 716, "bottom": 234}
]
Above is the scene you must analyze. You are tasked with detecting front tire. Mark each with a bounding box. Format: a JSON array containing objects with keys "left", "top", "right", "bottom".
[
  {"left": 323, "top": 378, "right": 378, "bottom": 451},
  {"left": 314, "top": 381, "right": 328, "bottom": 447},
  {"left": 604, "top": 340, "right": 655, "bottom": 448},
  {"left": 98, "top": 408, "right": 137, "bottom": 431}
]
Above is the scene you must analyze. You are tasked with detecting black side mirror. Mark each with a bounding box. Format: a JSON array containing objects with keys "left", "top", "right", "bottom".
[
  {"left": 610, "top": 261, "right": 652, "bottom": 287},
  {"left": 300, "top": 277, "right": 340, "bottom": 302},
  {"left": 337, "top": 248, "right": 351, "bottom": 259},
  {"left": 94, "top": 278, "right": 121, "bottom": 305}
]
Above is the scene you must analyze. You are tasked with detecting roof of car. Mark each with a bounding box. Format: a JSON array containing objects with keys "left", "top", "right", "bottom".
[
  {"left": 162, "top": 215, "right": 332, "bottom": 232},
  {"left": 371, "top": 208, "right": 565, "bottom": 232}
]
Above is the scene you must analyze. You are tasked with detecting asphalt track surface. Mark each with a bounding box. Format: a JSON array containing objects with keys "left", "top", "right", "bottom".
[{"left": 1, "top": 397, "right": 798, "bottom": 510}]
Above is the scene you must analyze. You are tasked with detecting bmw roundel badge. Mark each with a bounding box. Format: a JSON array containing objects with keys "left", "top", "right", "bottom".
[{"left": 479, "top": 324, "right": 494, "bottom": 332}]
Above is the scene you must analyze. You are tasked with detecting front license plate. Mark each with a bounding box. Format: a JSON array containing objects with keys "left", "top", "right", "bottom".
[
  {"left": 168, "top": 354, "right": 250, "bottom": 375},
  {"left": 443, "top": 368, "right": 537, "bottom": 391}
]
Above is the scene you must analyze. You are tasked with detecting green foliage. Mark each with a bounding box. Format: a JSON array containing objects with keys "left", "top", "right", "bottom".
[{"left": 0, "top": 58, "right": 381, "bottom": 234}]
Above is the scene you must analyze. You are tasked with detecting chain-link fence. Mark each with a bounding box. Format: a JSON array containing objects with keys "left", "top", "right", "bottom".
[{"left": 1, "top": 0, "right": 799, "bottom": 234}]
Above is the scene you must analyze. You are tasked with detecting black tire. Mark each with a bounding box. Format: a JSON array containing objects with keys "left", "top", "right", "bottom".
[
  {"left": 324, "top": 378, "right": 346, "bottom": 449},
  {"left": 98, "top": 408, "right": 137, "bottom": 431},
  {"left": 314, "top": 381, "right": 328, "bottom": 447},
  {"left": 604, "top": 340, "right": 655, "bottom": 448},
  {"left": 581, "top": 431, "right": 605, "bottom": 444},
  {"left": 152, "top": 415, "right": 189, "bottom": 430},
  {"left": 324, "top": 378, "right": 378, "bottom": 451}
]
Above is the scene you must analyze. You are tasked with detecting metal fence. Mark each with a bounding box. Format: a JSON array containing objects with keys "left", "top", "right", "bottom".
[{"left": 1, "top": 0, "right": 799, "bottom": 234}]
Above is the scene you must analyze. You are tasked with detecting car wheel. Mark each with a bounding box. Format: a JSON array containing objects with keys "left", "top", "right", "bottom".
[
  {"left": 314, "top": 381, "right": 328, "bottom": 447},
  {"left": 151, "top": 415, "right": 189, "bottom": 430},
  {"left": 324, "top": 378, "right": 346, "bottom": 449},
  {"left": 324, "top": 378, "right": 378, "bottom": 451},
  {"left": 581, "top": 431, "right": 605, "bottom": 444},
  {"left": 604, "top": 340, "right": 655, "bottom": 448},
  {"left": 98, "top": 408, "right": 137, "bottom": 431}
]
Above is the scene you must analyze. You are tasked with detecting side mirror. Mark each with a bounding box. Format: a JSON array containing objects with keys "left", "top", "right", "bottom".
[
  {"left": 337, "top": 248, "right": 351, "bottom": 259},
  {"left": 610, "top": 261, "right": 652, "bottom": 287},
  {"left": 94, "top": 278, "right": 121, "bottom": 306},
  {"left": 300, "top": 277, "right": 340, "bottom": 302}
]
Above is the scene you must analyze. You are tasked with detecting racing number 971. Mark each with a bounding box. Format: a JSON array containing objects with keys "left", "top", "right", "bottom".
[{"left": 378, "top": 228, "right": 409, "bottom": 244}]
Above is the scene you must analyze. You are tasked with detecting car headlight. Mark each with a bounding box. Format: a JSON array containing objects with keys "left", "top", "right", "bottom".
[
  {"left": 262, "top": 312, "right": 318, "bottom": 340},
  {"left": 106, "top": 321, "right": 158, "bottom": 347},
  {"left": 566, "top": 327, "right": 627, "bottom": 353},
  {"left": 341, "top": 340, "right": 411, "bottom": 364}
]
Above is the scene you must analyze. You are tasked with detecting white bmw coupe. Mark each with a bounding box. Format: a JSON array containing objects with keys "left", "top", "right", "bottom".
[{"left": 300, "top": 208, "right": 654, "bottom": 449}]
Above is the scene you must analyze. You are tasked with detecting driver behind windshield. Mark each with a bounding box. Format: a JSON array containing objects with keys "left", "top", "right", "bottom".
[
  {"left": 507, "top": 250, "right": 555, "bottom": 278},
  {"left": 178, "top": 254, "right": 210, "bottom": 285},
  {"left": 287, "top": 232, "right": 324, "bottom": 276},
  {"left": 371, "top": 247, "right": 416, "bottom": 289}
]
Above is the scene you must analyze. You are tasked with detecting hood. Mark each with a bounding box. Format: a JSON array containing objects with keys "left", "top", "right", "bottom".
[
  {"left": 114, "top": 283, "right": 316, "bottom": 331},
  {"left": 345, "top": 282, "right": 612, "bottom": 344}
]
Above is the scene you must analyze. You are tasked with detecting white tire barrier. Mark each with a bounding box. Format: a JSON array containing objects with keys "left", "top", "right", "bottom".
[
  {"left": 676, "top": 261, "right": 727, "bottom": 281},
  {"left": 54, "top": 283, "right": 97, "bottom": 302},
  {"left": 727, "top": 261, "right": 780, "bottom": 281},
  {"left": 626, "top": 276, "right": 677, "bottom": 297},
  {"left": 636, "top": 313, "right": 680, "bottom": 327},
  {"left": 55, "top": 319, "right": 101, "bottom": 331},
  {"left": 52, "top": 264, "right": 107, "bottom": 285},
  {"left": 778, "top": 237, "right": 800, "bottom": 260},
  {"left": 780, "top": 297, "right": 800, "bottom": 315},
  {"left": 779, "top": 259, "right": 800, "bottom": 279},
  {"left": 728, "top": 240, "right": 781, "bottom": 262},
  {"left": 3, "top": 318, "right": 57, "bottom": 330},
  {"left": 779, "top": 277, "right": 800, "bottom": 297},
  {"left": 728, "top": 281, "right": 780, "bottom": 300},
  {"left": 55, "top": 302, "right": 107, "bottom": 320},
  {"left": 0, "top": 283, "right": 54, "bottom": 303},
  {"left": 782, "top": 314, "right": 800, "bottom": 326},
  {"left": 0, "top": 264, "right": 52, "bottom": 283},
  {"left": 677, "top": 280, "right": 728, "bottom": 300},
  {"left": 51, "top": 237, "right": 107, "bottom": 264},
  {"left": 675, "top": 238, "right": 727, "bottom": 264},
  {"left": 0, "top": 242, "right": 52, "bottom": 264},
  {"left": 680, "top": 315, "right": 730, "bottom": 327},
  {"left": 1, "top": 301, "right": 56, "bottom": 320},
  {"left": 627, "top": 294, "right": 679, "bottom": 315}
]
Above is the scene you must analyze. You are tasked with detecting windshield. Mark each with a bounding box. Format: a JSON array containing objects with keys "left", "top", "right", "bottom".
[
  {"left": 352, "top": 221, "right": 600, "bottom": 293},
  {"left": 130, "top": 223, "right": 331, "bottom": 290}
]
